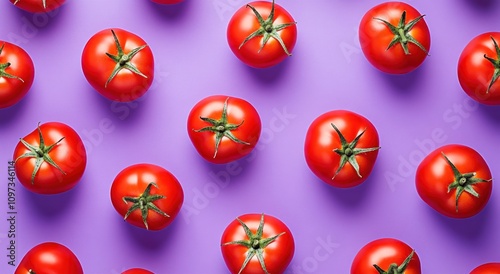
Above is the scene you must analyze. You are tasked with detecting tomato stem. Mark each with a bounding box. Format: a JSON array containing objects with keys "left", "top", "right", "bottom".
[
  {"left": 0, "top": 43, "right": 25, "bottom": 83},
  {"left": 373, "top": 250, "right": 415, "bottom": 274},
  {"left": 483, "top": 36, "right": 500, "bottom": 94},
  {"left": 122, "top": 182, "right": 169, "bottom": 230}
]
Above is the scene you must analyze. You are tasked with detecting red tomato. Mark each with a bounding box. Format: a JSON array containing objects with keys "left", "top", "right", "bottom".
[
  {"left": 359, "top": 1, "right": 431, "bottom": 74},
  {"left": 9, "top": 0, "right": 65, "bottom": 13},
  {"left": 221, "top": 213, "right": 295, "bottom": 274},
  {"left": 470, "top": 263, "right": 500, "bottom": 274},
  {"left": 110, "top": 163, "right": 184, "bottom": 230},
  {"left": 82, "top": 28, "right": 154, "bottom": 102},
  {"left": 15, "top": 242, "right": 83, "bottom": 274},
  {"left": 0, "top": 41, "right": 35, "bottom": 109},
  {"left": 304, "top": 110, "right": 380, "bottom": 188},
  {"left": 416, "top": 144, "right": 492, "bottom": 218},
  {"left": 458, "top": 32, "right": 500, "bottom": 105},
  {"left": 151, "top": 0, "right": 182, "bottom": 4},
  {"left": 187, "top": 95, "right": 261, "bottom": 164},
  {"left": 227, "top": 0, "right": 297, "bottom": 68},
  {"left": 351, "top": 238, "right": 421, "bottom": 274},
  {"left": 122, "top": 268, "right": 154, "bottom": 274},
  {"left": 13, "top": 122, "right": 87, "bottom": 195}
]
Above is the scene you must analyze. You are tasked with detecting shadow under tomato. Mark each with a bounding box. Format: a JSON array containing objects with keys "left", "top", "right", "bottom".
[
  {"left": 244, "top": 57, "right": 293, "bottom": 87},
  {"left": 477, "top": 103, "right": 500, "bottom": 124},
  {"left": 10, "top": 3, "right": 69, "bottom": 36},
  {"left": 122, "top": 213, "right": 182, "bottom": 251},
  {"left": 463, "top": 0, "right": 498, "bottom": 10},
  {"left": 377, "top": 62, "right": 427, "bottom": 97},
  {"left": 0, "top": 91, "right": 31, "bottom": 126},
  {"left": 144, "top": 0, "right": 191, "bottom": 22}
]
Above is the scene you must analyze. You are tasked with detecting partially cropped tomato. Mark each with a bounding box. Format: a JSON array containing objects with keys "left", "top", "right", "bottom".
[
  {"left": 227, "top": 0, "right": 297, "bottom": 68},
  {"left": 304, "top": 110, "right": 380, "bottom": 188},
  {"left": 458, "top": 32, "right": 500, "bottom": 105},
  {"left": 416, "top": 144, "right": 492, "bottom": 218},
  {"left": 151, "top": 0, "right": 182, "bottom": 4},
  {"left": 187, "top": 95, "right": 261, "bottom": 164},
  {"left": 359, "top": 1, "right": 430, "bottom": 74},
  {"left": 13, "top": 122, "right": 87, "bottom": 195},
  {"left": 15, "top": 242, "right": 83, "bottom": 274},
  {"left": 9, "top": 0, "right": 65, "bottom": 13},
  {"left": 111, "top": 163, "right": 184, "bottom": 230},
  {"left": 82, "top": 28, "right": 154, "bottom": 102},
  {"left": 221, "top": 213, "right": 295, "bottom": 274},
  {"left": 0, "top": 41, "right": 35, "bottom": 109},
  {"left": 470, "top": 263, "right": 500, "bottom": 274},
  {"left": 351, "top": 238, "right": 421, "bottom": 274},
  {"left": 122, "top": 268, "right": 154, "bottom": 274}
]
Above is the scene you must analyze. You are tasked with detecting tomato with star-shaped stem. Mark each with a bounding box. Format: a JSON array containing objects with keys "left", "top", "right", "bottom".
[
  {"left": 82, "top": 28, "right": 154, "bottom": 102},
  {"left": 221, "top": 213, "right": 295, "bottom": 274},
  {"left": 304, "top": 110, "right": 380, "bottom": 188},
  {"left": 458, "top": 32, "right": 500, "bottom": 105},
  {"left": 15, "top": 242, "right": 83, "bottom": 274},
  {"left": 110, "top": 163, "right": 184, "bottom": 230},
  {"left": 187, "top": 95, "right": 261, "bottom": 164},
  {"left": 416, "top": 144, "right": 492, "bottom": 218},
  {"left": 227, "top": 0, "right": 297, "bottom": 68},
  {"left": 359, "top": 1, "right": 430, "bottom": 74},
  {"left": 13, "top": 122, "right": 87, "bottom": 195},
  {"left": 9, "top": 0, "right": 65, "bottom": 13}
]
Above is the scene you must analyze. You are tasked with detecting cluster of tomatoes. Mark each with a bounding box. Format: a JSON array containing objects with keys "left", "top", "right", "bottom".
[{"left": 3, "top": 0, "right": 500, "bottom": 273}]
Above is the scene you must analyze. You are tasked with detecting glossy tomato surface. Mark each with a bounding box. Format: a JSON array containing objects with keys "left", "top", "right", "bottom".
[
  {"left": 458, "top": 32, "right": 500, "bottom": 105},
  {"left": 351, "top": 238, "right": 421, "bottom": 274},
  {"left": 227, "top": 1, "right": 297, "bottom": 68},
  {"left": 0, "top": 41, "right": 35, "bottom": 109},
  {"left": 187, "top": 95, "right": 261, "bottom": 164},
  {"left": 13, "top": 122, "right": 87, "bottom": 194},
  {"left": 470, "top": 263, "right": 500, "bottom": 274},
  {"left": 110, "top": 163, "right": 184, "bottom": 230},
  {"left": 304, "top": 110, "right": 380, "bottom": 188},
  {"left": 416, "top": 144, "right": 492, "bottom": 218},
  {"left": 9, "top": 0, "right": 66, "bottom": 13},
  {"left": 15, "top": 242, "right": 83, "bottom": 274},
  {"left": 221, "top": 213, "right": 295, "bottom": 274},
  {"left": 82, "top": 28, "right": 154, "bottom": 102},
  {"left": 359, "top": 1, "right": 430, "bottom": 74},
  {"left": 122, "top": 268, "right": 154, "bottom": 274}
]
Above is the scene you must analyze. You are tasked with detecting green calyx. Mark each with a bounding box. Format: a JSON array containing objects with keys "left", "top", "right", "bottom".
[
  {"left": 441, "top": 152, "right": 491, "bottom": 212},
  {"left": 483, "top": 36, "right": 500, "bottom": 94},
  {"left": 374, "top": 11, "right": 429, "bottom": 55},
  {"left": 0, "top": 43, "right": 24, "bottom": 83},
  {"left": 105, "top": 29, "right": 148, "bottom": 88},
  {"left": 373, "top": 250, "right": 415, "bottom": 274},
  {"left": 240, "top": 0, "right": 297, "bottom": 55},
  {"left": 194, "top": 97, "right": 250, "bottom": 158},
  {"left": 13, "top": 0, "right": 46, "bottom": 9},
  {"left": 15, "top": 123, "right": 66, "bottom": 185},
  {"left": 122, "top": 182, "right": 169, "bottom": 230},
  {"left": 222, "top": 214, "right": 285, "bottom": 274},
  {"left": 331, "top": 123, "right": 380, "bottom": 179}
]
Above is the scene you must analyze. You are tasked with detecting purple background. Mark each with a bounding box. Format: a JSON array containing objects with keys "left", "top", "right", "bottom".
[{"left": 1, "top": 0, "right": 500, "bottom": 273}]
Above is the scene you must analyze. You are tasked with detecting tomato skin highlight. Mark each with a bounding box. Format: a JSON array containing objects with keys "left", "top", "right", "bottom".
[
  {"left": 13, "top": 122, "right": 87, "bottom": 195},
  {"left": 458, "top": 32, "right": 500, "bottom": 105},
  {"left": 81, "top": 28, "right": 154, "bottom": 102},
  {"left": 110, "top": 163, "right": 184, "bottom": 231},
  {"left": 122, "top": 268, "right": 155, "bottom": 274},
  {"left": 0, "top": 41, "right": 35, "bottom": 109},
  {"left": 470, "top": 263, "right": 500, "bottom": 274},
  {"left": 227, "top": 1, "right": 297, "bottom": 68},
  {"left": 15, "top": 242, "right": 83, "bottom": 274},
  {"left": 351, "top": 238, "right": 421, "bottom": 274},
  {"left": 9, "top": 0, "right": 66, "bottom": 13},
  {"left": 415, "top": 144, "right": 492, "bottom": 219},
  {"left": 221, "top": 213, "right": 295, "bottom": 274},
  {"left": 304, "top": 110, "right": 380, "bottom": 188},
  {"left": 187, "top": 95, "right": 261, "bottom": 164},
  {"left": 359, "top": 1, "right": 431, "bottom": 74}
]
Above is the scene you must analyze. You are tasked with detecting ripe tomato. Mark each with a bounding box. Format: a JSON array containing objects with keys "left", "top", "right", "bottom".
[
  {"left": 15, "top": 242, "right": 83, "bottom": 274},
  {"left": 151, "top": 0, "right": 182, "bottom": 4},
  {"left": 187, "top": 95, "right": 261, "bottom": 164},
  {"left": 13, "top": 122, "right": 87, "bottom": 195},
  {"left": 458, "top": 32, "right": 500, "bottom": 105},
  {"left": 221, "top": 213, "right": 295, "bottom": 274},
  {"left": 0, "top": 41, "right": 35, "bottom": 109},
  {"left": 110, "top": 163, "right": 184, "bottom": 230},
  {"left": 9, "top": 0, "right": 65, "bottom": 13},
  {"left": 304, "top": 110, "right": 380, "bottom": 188},
  {"left": 470, "top": 263, "right": 500, "bottom": 274},
  {"left": 82, "top": 28, "right": 154, "bottom": 102},
  {"left": 351, "top": 238, "right": 421, "bottom": 274},
  {"left": 359, "top": 2, "right": 431, "bottom": 74},
  {"left": 122, "top": 268, "right": 154, "bottom": 274},
  {"left": 416, "top": 144, "right": 492, "bottom": 218},
  {"left": 227, "top": 0, "right": 297, "bottom": 68}
]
